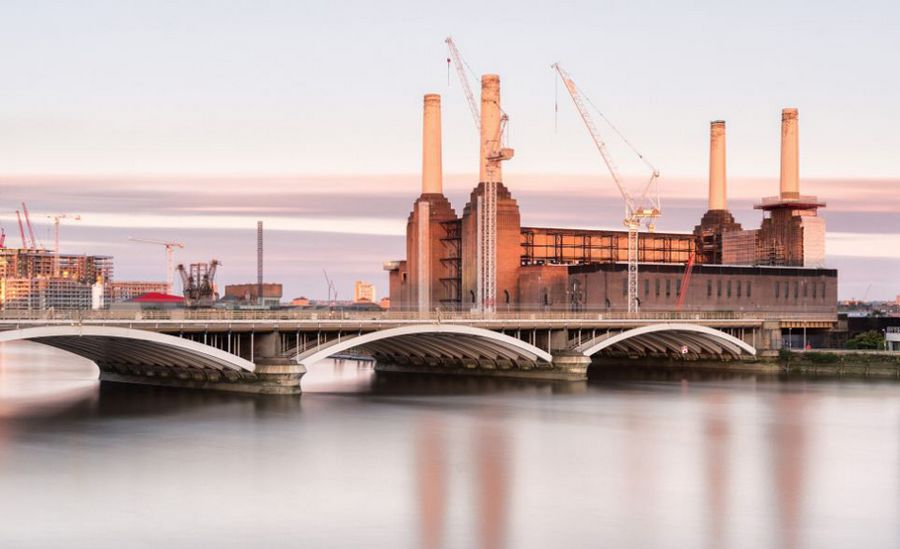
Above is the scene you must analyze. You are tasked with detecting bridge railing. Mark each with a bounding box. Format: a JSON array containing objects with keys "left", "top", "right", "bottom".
[{"left": 0, "top": 308, "right": 838, "bottom": 324}]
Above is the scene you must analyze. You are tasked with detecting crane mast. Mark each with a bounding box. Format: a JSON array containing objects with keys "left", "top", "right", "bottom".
[
  {"left": 551, "top": 63, "right": 661, "bottom": 314},
  {"left": 446, "top": 38, "right": 515, "bottom": 313},
  {"left": 48, "top": 213, "right": 81, "bottom": 277}
]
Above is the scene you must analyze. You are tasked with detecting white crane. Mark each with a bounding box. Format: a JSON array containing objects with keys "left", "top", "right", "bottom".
[
  {"left": 128, "top": 237, "right": 185, "bottom": 295},
  {"left": 323, "top": 269, "right": 338, "bottom": 309},
  {"left": 445, "top": 36, "right": 481, "bottom": 132},
  {"left": 48, "top": 213, "right": 81, "bottom": 277},
  {"left": 446, "top": 37, "right": 514, "bottom": 313},
  {"left": 552, "top": 62, "right": 661, "bottom": 313}
]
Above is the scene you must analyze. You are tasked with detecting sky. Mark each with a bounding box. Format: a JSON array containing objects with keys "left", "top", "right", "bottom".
[{"left": 1, "top": 0, "right": 898, "bottom": 300}]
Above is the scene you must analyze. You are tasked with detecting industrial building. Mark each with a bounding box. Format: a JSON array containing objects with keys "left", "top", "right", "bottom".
[
  {"left": 223, "top": 283, "right": 283, "bottom": 307},
  {"left": 386, "top": 74, "right": 835, "bottom": 315}
]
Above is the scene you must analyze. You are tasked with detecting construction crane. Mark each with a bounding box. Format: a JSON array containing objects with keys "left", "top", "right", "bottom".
[
  {"left": 21, "top": 202, "right": 40, "bottom": 249},
  {"left": 48, "top": 213, "right": 81, "bottom": 276},
  {"left": 128, "top": 237, "right": 185, "bottom": 295},
  {"left": 552, "top": 62, "right": 661, "bottom": 314},
  {"left": 446, "top": 37, "right": 514, "bottom": 312},
  {"left": 445, "top": 36, "right": 481, "bottom": 131},
  {"left": 323, "top": 269, "right": 337, "bottom": 310},
  {"left": 675, "top": 250, "right": 696, "bottom": 311},
  {"left": 15, "top": 210, "right": 26, "bottom": 248}
]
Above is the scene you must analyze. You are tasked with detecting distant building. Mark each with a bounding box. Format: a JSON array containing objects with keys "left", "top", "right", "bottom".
[
  {"left": 1, "top": 278, "right": 93, "bottom": 311},
  {"left": 105, "top": 281, "right": 169, "bottom": 304},
  {"left": 223, "top": 283, "right": 283, "bottom": 307},
  {"left": 354, "top": 280, "right": 376, "bottom": 303},
  {"left": 290, "top": 296, "right": 310, "bottom": 307},
  {"left": 0, "top": 248, "right": 115, "bottom": 311},
  {"left": 378, "top": 297, "right": 391, "bottom": 310}
]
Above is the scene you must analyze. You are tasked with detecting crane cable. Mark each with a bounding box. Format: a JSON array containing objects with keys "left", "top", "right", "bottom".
[{"left": 573, "top": 80, "right": 658, "bottom": 176}]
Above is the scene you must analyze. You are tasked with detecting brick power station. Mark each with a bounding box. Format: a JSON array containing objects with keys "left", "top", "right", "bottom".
[{"left": 386, "top": 75, "right": 835, "bottom": 316}]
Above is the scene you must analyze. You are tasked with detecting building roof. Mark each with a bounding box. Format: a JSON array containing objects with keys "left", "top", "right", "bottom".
[{"left": 130, "top": 292, "right": 185, "bottom": 303}]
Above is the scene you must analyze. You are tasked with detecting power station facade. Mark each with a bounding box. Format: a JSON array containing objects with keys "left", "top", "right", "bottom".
[{"left": 387, "top": 75, "right": 836, "bottom": 315}]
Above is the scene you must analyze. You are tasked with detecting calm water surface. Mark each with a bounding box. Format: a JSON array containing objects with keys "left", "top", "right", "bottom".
[{"left": 1, "top": 341, "right": 898, "bottom": 549}]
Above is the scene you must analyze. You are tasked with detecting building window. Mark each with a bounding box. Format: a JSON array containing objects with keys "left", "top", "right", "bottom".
[
  {"left": 794, "top": 281, "right": 799, "bottom": 299},
  {"left": 665, "top": 279, "right": 671, "bottom": 298},
  {"left": 543, "top": 291, "right": 549, "bottom": 306},
  {"left": 821, "top": 282, "right": 826, "bottom": 299},
  {"left": 727, "top": 281, "right": 732, "bottom": 298},
  {"left": 504, "top": 289, "right": 510, "bottom": 304},
  {"left": 623, "top": 278, "right": 627, "bottom": 296},
  {"left": 813, "top": 282, "right": 817, "bottom": 299},
  {"left": 707, "top": 280, "right": 712, "bottom": 298},
  {"left": 747, "top": 281, "right": 752, "bottom": 298},
  {"left": 655, "top": 278, "right": 660, "bottom": 297},
  {"left": 737, "top": 280, "right": 742, "bottom": 298},
  {"left": 775, "top": 282, "right": 780, "bottom": 298},
  {"left": 784, "top": 281, "right": 790, "bottom": 300},
  {"left": 644, "top": 279, "right": 650, "bottom": 296},
  {"left": 676, "top": 279, "right": 682, "bottom": 298},
  {"left": 717, "top": 280, "right": 722, "bottom": 298}
]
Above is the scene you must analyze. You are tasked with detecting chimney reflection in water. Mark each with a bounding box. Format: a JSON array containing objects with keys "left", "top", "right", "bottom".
[
  {"left": 414, "top": 416, "right": 509, "bottom": 549},
  {"left": 415, "top": 417, "right": 446, "bottom": 549}
]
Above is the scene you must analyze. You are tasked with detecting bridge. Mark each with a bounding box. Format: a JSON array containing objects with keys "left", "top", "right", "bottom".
[{"left": 0, "top": 310, "right": 834, "bottom": 394}]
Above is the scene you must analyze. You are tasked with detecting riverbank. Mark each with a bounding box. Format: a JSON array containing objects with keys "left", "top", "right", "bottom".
[{"left": 591, "top": 350, "right": 900, "bottom": 379}]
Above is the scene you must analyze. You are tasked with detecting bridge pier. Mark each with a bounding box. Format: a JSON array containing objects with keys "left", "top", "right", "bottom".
[
  {"left": 373, "top": 351, "right": 589, "bottom": 382},
  {"left": 97, "top": 358, "right": 306, "bottom": 395}
]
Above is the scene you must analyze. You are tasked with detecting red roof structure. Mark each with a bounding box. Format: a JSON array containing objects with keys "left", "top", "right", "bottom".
[{"left": 130, "top": 292, "right": 185, "bottom": 303}]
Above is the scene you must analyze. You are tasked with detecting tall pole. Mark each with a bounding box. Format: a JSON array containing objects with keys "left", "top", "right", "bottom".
[{"left": 257, "top": 221, "right": 263, "bottom": 306}]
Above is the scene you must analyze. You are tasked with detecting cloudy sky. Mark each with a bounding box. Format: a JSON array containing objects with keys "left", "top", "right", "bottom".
[{"left": 1, "top": 1, "right": 898, "bottom": 300}]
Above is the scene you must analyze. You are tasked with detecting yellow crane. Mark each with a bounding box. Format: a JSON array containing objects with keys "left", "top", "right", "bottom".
[{"left": 552, "top": 62, "right": 661, "bottom": 313}]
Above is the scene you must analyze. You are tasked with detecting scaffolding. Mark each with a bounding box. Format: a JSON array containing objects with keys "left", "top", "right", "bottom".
[{"left": 520, "top": 227, "right": 693, "bottom": 266}]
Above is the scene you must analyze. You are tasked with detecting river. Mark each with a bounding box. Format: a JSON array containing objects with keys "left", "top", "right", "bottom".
[{"left": 0, "top": 340, "right": 898, "bottom": 548}]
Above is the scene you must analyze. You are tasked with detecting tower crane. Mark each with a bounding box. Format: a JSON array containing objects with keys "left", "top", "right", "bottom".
[
  {"left": 128, "top": 237, "right": 185, "bottom": 295},
  {"left": 552, "top": 63, "right": 661, "bottom": 313},
  {"left": 21, "top": 202, "right": 41, "bottom": 249},
  {"left": 445, "top": 37, "right": 481, "bottom": 132},
  {"left": 323, "top": 269, "right": 338, "bottom": 310},
  {"left": 48, "top": 213, "right": 81, "bottom": 277},
  {"left": 446, "top": 37, "right": 514, "bottom": 312},
  {"left": 15, "top": 210, "right": 27, "bottom": 248}
]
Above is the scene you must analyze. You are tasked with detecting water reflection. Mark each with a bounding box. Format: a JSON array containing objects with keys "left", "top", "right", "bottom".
[
  {"left": 0, "top": 344, "right": 898, "bottom": 548},
  {"left": 415, "top": 417, "right": 446, "bottom": 549}
]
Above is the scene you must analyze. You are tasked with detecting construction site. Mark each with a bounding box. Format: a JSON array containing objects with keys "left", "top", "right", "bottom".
[
  {"left": 0, "top": 204, "right": 171, "bottom": 311},
  {"left": 386, "top": 40, "right": 836, "bottom": 318}
]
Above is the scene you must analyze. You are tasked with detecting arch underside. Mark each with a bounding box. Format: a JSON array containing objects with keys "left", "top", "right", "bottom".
[
  {"left": 296, "top": 325, "right": 553, "bottom": 370},
  {"left": 0, "top": 326, "right": 255, "bottom": 380},
  {"left": 575, "top": 324, "right": 756, "bottom": 359}
]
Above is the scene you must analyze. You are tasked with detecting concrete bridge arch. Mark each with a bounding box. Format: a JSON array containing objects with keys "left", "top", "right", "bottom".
[
  {"left": 0, "top": 325, "right": 256, "bottom": 374},
  {"left": 295, "top": 324, "right": 554, "bottom": 369},
  {"left": 574, "top": 323, "right": 756, "bottom": 359}
]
